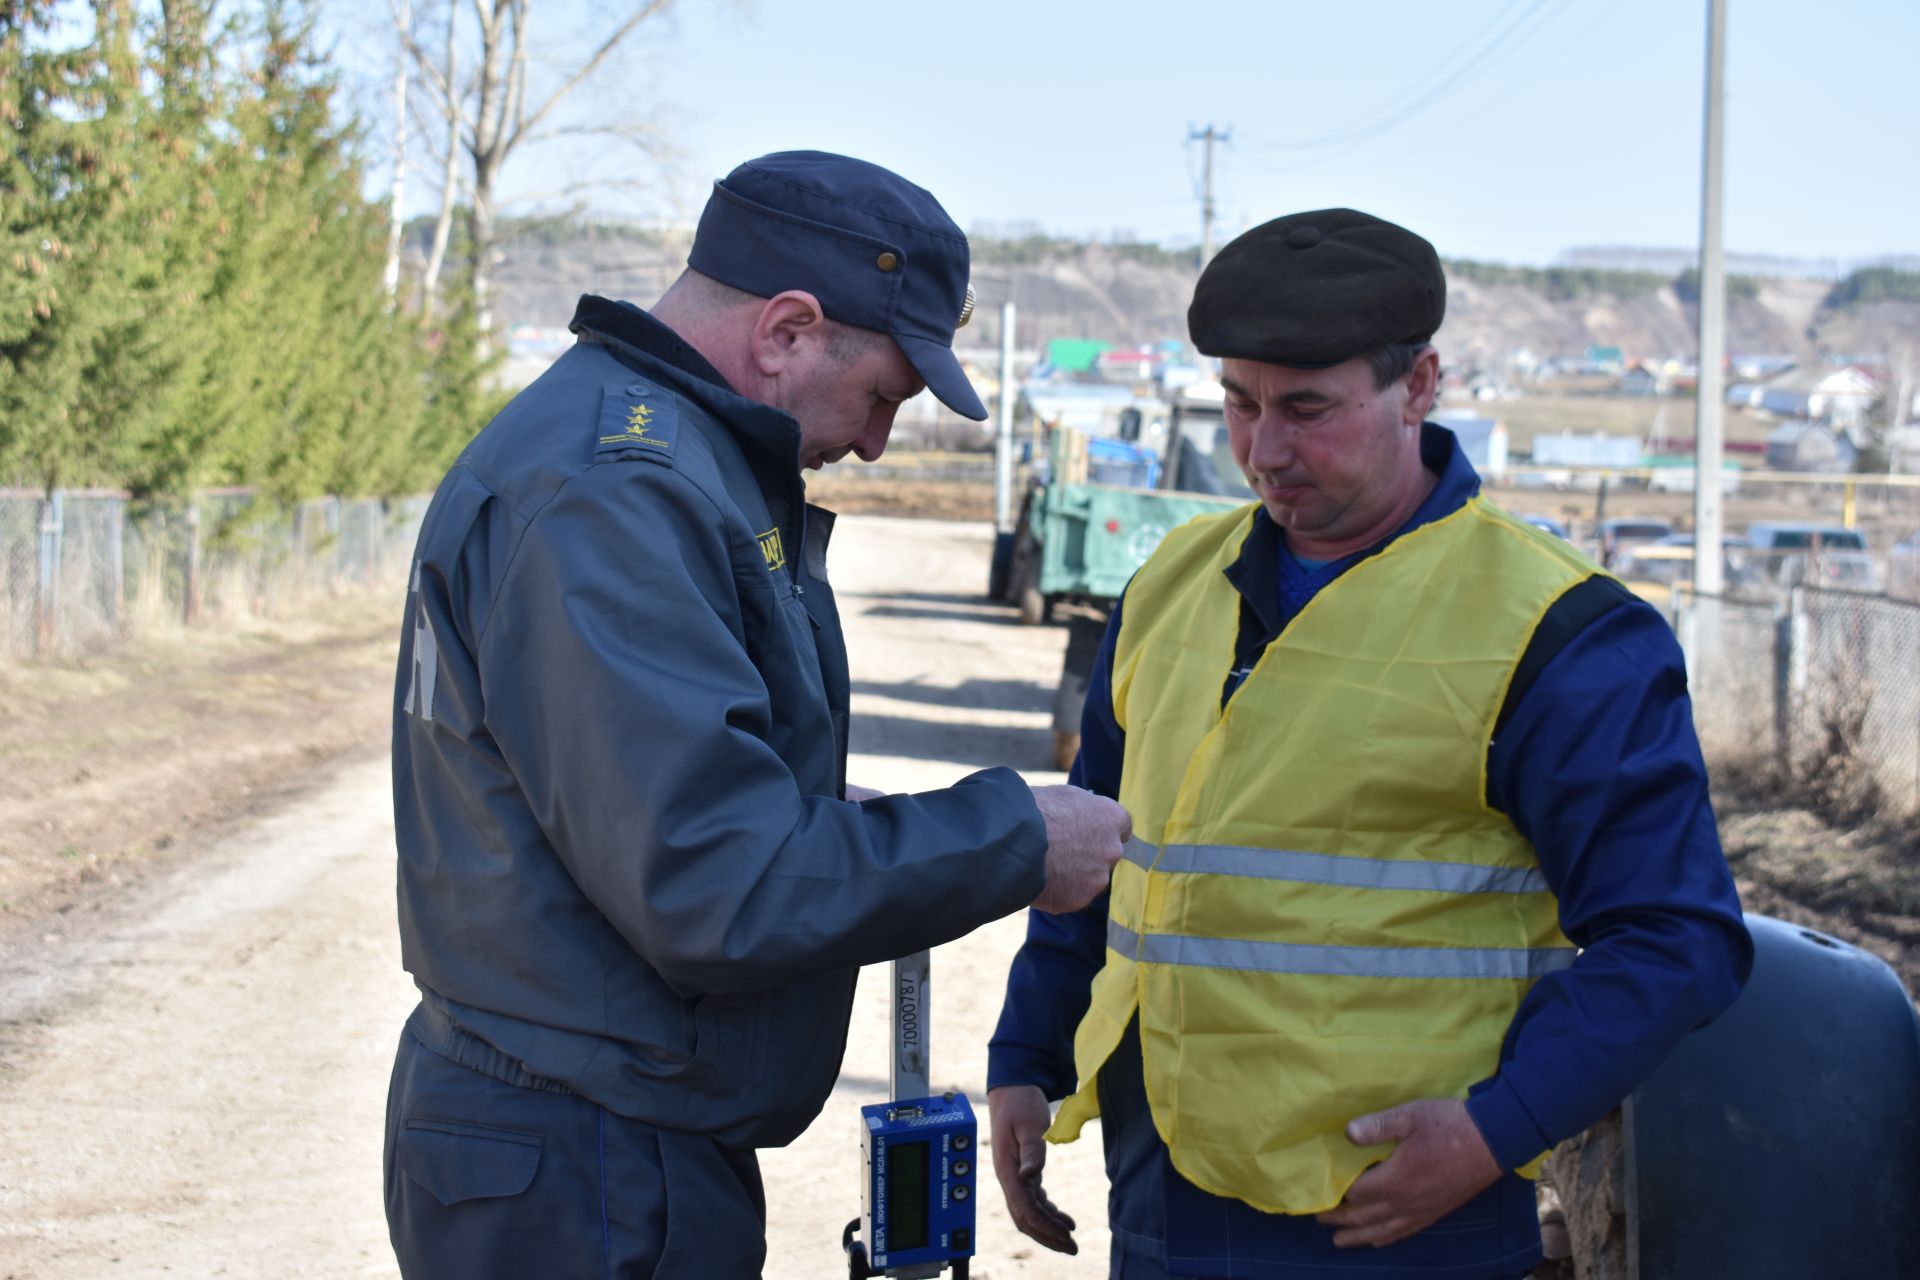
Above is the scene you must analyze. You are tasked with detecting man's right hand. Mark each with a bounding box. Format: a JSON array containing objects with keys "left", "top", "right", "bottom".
[
  {"left": 1028, "top": 785, "right": 1130, "bottom": 914},
  {"left": 988, "top": 1084, "right": 1078, "bottom": 1255}
]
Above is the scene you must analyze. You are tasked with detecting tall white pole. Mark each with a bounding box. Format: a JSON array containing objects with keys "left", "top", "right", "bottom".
[
  {"left": 1693, "top": 0, "right": 1728, "bottom": 595},
  {"left": 995, "top": 302, "right": 1018, "bottom": 533}
]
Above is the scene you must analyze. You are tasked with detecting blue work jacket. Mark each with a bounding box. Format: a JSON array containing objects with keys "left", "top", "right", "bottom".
[
  {"left": 393, "top": 297, "right": 1047, "bottom": 1149},
  {"left": 989, "top": 425, "right": 1752, "bottom": 1278}
]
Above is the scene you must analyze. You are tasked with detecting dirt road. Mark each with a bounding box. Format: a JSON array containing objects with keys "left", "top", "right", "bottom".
[{"left": 0, "top": 516, "right": 1114, "bottom": 1279}]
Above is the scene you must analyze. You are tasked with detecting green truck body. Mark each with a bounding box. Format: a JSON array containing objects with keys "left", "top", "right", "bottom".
[
  {"left": 1030, "top": 480, "right": 1244, "bottom": 608},
  {"left": 1003, "top": 390, "right": 1248, "bottom": 624}
]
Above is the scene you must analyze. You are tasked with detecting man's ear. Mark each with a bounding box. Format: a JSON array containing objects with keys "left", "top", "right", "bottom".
[
  {"left": 750, "top": 290, "right": 830, "bottom": 378},
  {"left": 1403, "top": 346, "right": 1442, "bottom": 423}
]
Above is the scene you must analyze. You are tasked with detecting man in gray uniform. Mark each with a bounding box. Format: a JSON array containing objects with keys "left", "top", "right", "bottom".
[{"left": 384, "top": 151, "right": 1130, "bottom": 1278}]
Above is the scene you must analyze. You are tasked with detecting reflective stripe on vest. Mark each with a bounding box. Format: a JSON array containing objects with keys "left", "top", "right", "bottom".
[
  {"left": 1047, "top": 495, "right": 1606, "bottom": 1216},
  {"left": 1105, "top": 918, "right": 1576, "bottom": 981},
  {"left": 1121, "top": 835, "right": 1552, "bottom": 896}
]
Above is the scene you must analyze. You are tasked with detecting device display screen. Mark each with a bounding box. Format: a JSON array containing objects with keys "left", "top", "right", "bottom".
[{"left": 888, "top": 1140, "right": 930, "bottom": 1251}]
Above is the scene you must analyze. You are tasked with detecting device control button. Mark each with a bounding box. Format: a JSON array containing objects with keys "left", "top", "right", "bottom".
[
  {"left": 952, "top": 1159, "right": 971, "bottom": 1176},
  {"left": 953, "top": 1184, "right": 970, "bottom": 1201},
  {"left": 953, "top": 1134, "right": 971, "bottom": 1150}
]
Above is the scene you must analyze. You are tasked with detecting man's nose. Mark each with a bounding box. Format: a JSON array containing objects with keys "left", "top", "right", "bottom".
[
  {"left": 852, "top": 404, "right": 899, "bottom": 463},
  {"left": 1245, "top": 417, "right": 1296, "bottom": 470}
]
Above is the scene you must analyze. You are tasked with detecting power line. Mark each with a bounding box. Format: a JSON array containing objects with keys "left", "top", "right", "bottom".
[
  {"left": 1262, "top": 0, "right": 1623, "bottom": 185},
  {"left": 1240, "top": 0, "right": 1576, "bottom": 154}
]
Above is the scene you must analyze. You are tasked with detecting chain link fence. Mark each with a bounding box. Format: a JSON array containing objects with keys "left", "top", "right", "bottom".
[
  {"left": 1673, "top": 591, "right": 1782, "bottom": 770},
  {"left": 1676, "top": 585, "right": 1920, "bottom": 820},
  {"left": 0, "top": 489, "right": 429, "bottom": 659},
  {"left": 1, "top": 494, "right": 41, "bottom": 655}
]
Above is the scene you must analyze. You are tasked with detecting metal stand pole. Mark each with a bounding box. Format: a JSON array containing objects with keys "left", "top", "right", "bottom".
[{"left": 892, "top": 950, "right": 930, "bottom": 1102}]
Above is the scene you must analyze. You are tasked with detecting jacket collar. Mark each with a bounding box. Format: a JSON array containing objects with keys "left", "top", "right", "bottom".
[
  {"left": 568, "top": 294, "right": 806, "bottom": 474},
  {"left": 1223, "top": 423, "right": 1480, "bottom": 634}
]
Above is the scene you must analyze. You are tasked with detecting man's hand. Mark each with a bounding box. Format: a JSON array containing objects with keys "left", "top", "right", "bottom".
[
  {"left": 987, "top": 1085, "right": 1078, "bottom": 1255},
  {"left": 1315, "top": 1098, "right": 1502, "bottom": 1248},
  {"left": 844, "top": 783, "right": 884, "bottom": 803},
  {"left": 1028, "top": 785, "right": 1130, "bottom": 914}
]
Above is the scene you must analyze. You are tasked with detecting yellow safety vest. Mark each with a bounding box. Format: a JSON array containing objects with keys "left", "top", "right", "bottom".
[{"left": 1047, "top": 496, "right": 1600, "bottom": 1215}]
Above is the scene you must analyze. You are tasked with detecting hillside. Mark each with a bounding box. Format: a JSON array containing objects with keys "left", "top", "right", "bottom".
[{"left": 478, "top": 224, "right": 1920, "bottom": 371}]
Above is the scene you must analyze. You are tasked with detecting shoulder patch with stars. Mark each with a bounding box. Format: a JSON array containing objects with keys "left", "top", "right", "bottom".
[{"left": 594, "top": 382, "right": 678, "bottom": 466}]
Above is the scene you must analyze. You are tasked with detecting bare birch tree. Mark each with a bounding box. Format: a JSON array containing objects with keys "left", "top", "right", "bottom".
[
  {"left": 382, "top": 0, "right": 411, "bottom": 300},
  {"left": 402, "top": 0, "right": 677, "bottom": 339}
]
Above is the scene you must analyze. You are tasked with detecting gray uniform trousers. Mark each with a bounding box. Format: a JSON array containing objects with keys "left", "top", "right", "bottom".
[{"left": 385, "top": 1005, "right": 767, "bottom": 1279}]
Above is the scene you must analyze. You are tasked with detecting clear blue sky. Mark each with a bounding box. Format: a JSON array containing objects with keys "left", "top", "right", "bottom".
[{"left": 331, "top": 0, "right": 1920, "bottom": 269}]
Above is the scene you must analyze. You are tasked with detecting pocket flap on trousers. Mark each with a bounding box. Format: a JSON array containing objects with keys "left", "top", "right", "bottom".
[{"left": 398, "top": 1119, "right": 542, "bottom": 1207}]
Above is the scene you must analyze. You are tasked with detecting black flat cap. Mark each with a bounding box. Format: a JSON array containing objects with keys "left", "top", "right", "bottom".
[{"left": 1188, "top": 208, "right": 1445, "bottom": 368}]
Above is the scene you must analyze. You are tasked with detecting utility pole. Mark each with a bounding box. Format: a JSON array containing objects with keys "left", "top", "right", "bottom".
[
  {"left": 995, "top": 302, "right": 1018, "bottom": 534},
  {"left": 1190, "top": 124, "right": 1231, "bottom": 266},
  {"left": 1693, "top": 0, "right": 1728, "bottom": 595}
]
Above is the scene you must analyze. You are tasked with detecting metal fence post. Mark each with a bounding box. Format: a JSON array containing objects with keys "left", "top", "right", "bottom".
[
  {"left": 1771, "top": 600, "right": 1792, "bottom": 777},
  {"left": 108, "top": 496, "right": 126, "bottom": 635},
  {"left": 325, "top": 497, "right": 343, "bottom": 590},
  {"left": 372, "top": 502, "right": 384, "bottom": 582},
  {"left": 184, "top": 498, "right": 202, "bottom": 625},
  {"left": 1782, "top": 588, "right": 1811, "bottom": 774},
  {"left": 35, "top": 490, "right": 62, "bottom": 657}
]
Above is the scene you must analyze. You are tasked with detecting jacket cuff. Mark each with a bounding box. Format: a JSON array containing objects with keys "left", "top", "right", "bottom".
[
  {"left": 1465, "top": 1076, "right": 1553, "bottom": 1172},
  {"left": 986, "top": 1044, "right": 1076, "bottom": 1101},
  {"left": 964, "top": 766, "right": 1050, "bottom": 901}
]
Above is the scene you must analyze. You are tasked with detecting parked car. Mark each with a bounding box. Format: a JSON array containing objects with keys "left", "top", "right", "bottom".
[
  {"left": 1613, "top": 533, "right": 1763, "bottom": 600},
  {"left": 1591, "top": 517, "right": 1674, "bottom": 569},
  {"left": 1513, "top": 512, "right": 1570, "bottom": 540},
  {"left": 1744, "top": 521, "right": 1876, "bottom": 592}
]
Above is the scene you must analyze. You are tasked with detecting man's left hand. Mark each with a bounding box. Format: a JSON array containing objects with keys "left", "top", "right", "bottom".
[{"left": 1315, "top": 1098, "right": 1501, "bottom": 1248}]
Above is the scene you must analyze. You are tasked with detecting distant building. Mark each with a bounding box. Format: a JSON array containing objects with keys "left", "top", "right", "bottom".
[
  {"left": 1583, "top": 345, "right": 1625, "bottom": 376},
  {"left": 1731, "top": 354, "right": 1796, "bottom": 381},
  {"left": 1756, "top": 365, "right": 1880, "bottom": 428},
  {"left": 1618, "top": 365, "right": 1664, "bottom": 397},
  {"left": 1531, "top": 432, "right": 1643, "bottom": 467},
  {"left": 1433, "top": 411, "right": 1509, "bottom": 474},
  {"left": 1891, "top": 425, "right": 1920, "bottom": 474},
  {"left": 1043, "top": 339, "right": 1111, "bottom": 374},
  {"left": 1766, "top": 421, "right": 1858, "bottom": 472},
  {"left": 1094, "top": 346, "right": 1160, "bottom": 383}
]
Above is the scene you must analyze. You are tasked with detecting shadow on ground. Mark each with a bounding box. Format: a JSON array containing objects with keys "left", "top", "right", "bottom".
[
  {"left": 850, "top": 712, "right": 1051, "bottom": 772},
  {"left": 852, "top": 677, "right": 1054, "bottom": 717}
]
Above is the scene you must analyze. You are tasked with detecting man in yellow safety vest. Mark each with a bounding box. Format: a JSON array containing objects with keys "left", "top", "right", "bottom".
[{"left": 986, "top": 208, "right": 1752, "bottom": 1279}]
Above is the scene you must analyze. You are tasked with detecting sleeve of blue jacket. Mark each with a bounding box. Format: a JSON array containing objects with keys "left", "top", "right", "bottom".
[
  {"left": 480, "top": 462, "right": 1048, "bottom": 998},
  {"left": 1465, "top": 600, "right": 1753, "bottom": 1169},
  {"left": 987, "top": 598, "right": 1129, "bottom": 1098}
]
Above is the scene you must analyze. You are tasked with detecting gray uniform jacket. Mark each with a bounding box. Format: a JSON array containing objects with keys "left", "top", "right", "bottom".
[{"left": 392, "top": 296, "right": 1047, "bottom": 1148}]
